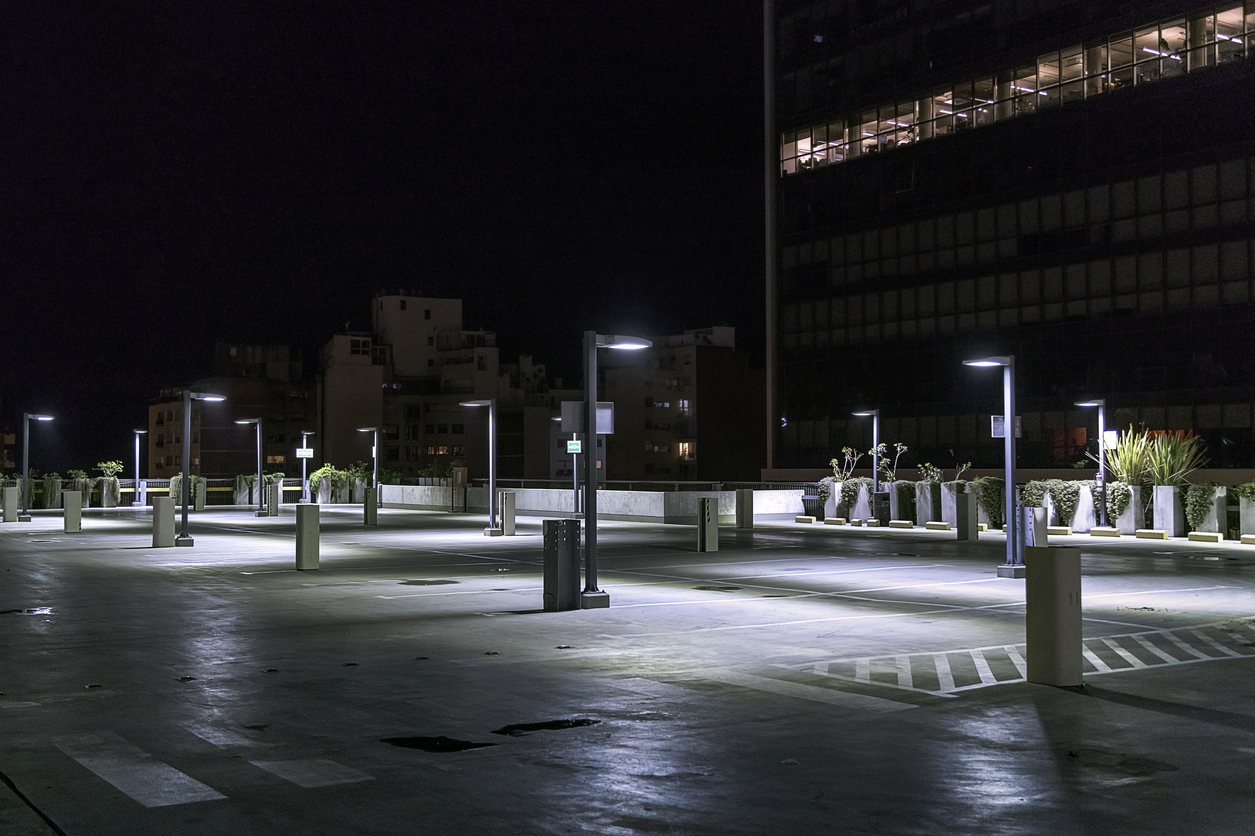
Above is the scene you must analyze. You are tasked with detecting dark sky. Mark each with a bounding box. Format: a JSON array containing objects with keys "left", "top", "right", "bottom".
[{"left": 1, "top": 1, "right": 765, "bottom": 472}]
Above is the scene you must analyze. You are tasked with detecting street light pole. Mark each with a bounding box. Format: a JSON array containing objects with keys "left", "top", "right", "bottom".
[
  {"left": 582, "top": 331, "right": 651, "bottom": 609},
  {"left": 852, "top": 409, "right": 880, "bottom": 493},
  {"left": 1076, "top": 399, "right": 1108, "bottom": 527},
  {"left": 133, "top": 429, "right": 148, "bottom": 507},
  {"left": 19, "top": 413, "right": 53, "bottom": 521},
  {"left": 458, "top": 400, "right": 498, "bottom": 534},
  {"left": 355, "top": 426, "right": 379, "bottom": 497},
  {"left": 236, "top": 418, "right": 263, "bottom": 515},
  {"left": 178, "top": 390, "right": 225, "bottom": 546},
  {"left": 964, "top": 355, "right": 1022, "bottom": 577},
  {"left": 300, "top": 430, "right": 315, "bottom": 502}
]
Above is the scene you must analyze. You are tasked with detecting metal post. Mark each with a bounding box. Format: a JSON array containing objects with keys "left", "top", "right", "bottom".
[
  {"left": 256, "top": 419, "right": 264, "bottom": 515},
  {"left": 871, "top": 412, "right": 880, "bottom": 493},
  {"left": 1097, "top": 402, "right": 1108, "bottom": 527},
  {"left": 582, "top": 330, "right": 606, "bottom": 607},
  {"left": 1002, "top": 359, "right": 1019, "bottom": 572},
  {"left": 372, "top": 428, "right": 379, "bottom": 491},
  {"left": 488, "top": 399, "right": 497, "bottom": 530},
  {"left": 177, "top": 390, "right": 193, "bottom": 545},
  {"left": 19, "top": 415, "right": 31, "bottom": 521},
  {"left": 134, "top": 431, "right": 141, "bottom": 506},
  {"left": 572, "top": 433, "right": 579, "bottom": 514}
]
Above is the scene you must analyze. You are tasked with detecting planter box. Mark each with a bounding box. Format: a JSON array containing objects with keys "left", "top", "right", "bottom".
[
  {"left": 1113, "top": 486, "right": 1142, "bottom": 535},
  {"left": 915, "top": 483, "right": 939, "bottom": 526},
  {"left": 1241, "top": 497, "right": 1255, "bottom": 536},
  {"left": 886, "top": 481, "right": 913, "bottom": 522},
  {"left": 1192, "top": 486, "right": 1226, "bottom": 534},
  {"left": 1153, "top": 486, "right": 1186, "bottom": 536},
  {"left": 940, "top": 482, "right": 962, "bottom": 527}
]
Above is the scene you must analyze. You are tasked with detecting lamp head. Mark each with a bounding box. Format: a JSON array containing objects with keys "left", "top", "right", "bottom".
[
  {"left": 596, "top": 334, "right": 651, "bottom": 350},
  {"left": 356, "top": 426, "right": 378, "bottom": 432},
  {"left": 1075, "top": 400, "right": 1104, "bottom": 408},
  {"left": 31, "top": 415, "right": 54, "bottom": 421},
  {"left": 301, "top": 430, "right": 315, "bottom": 437},
  {"left": 851, "top": 410, "right": 878, "bottom": 417},
  {"left": 458, "top": 400, "right": 491, "bottom": 407},
  {"left": 190, "top": 391, "right": 225, "bottom": 402},
  {"left": 135, "top": 429, "right": 148, "bottom": 434},
  {"left": 963, "top": 356, "right": 1011, "bottom": 368},
  {"left": 235, "top": 418, "right": 260, "bottom": 425}
]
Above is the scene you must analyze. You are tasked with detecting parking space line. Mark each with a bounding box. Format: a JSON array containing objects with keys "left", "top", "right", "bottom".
[
  {"left": 55, "top": 732, "right": 226, "bottom": 808},
  {"left": 1082, "top": 646, "right": 1114, "bottom": 672},
  {"left": 1101, "top": 637, "right": 1148, "bottom": 668}
]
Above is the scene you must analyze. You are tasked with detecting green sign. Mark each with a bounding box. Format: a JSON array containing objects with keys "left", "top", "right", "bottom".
[{"left": 567, "top": 440, "right": 582, "bottom": 454}]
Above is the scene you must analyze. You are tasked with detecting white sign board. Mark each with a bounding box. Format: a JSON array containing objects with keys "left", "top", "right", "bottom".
[
  {"left": 296, "top": 448, "right": 313, "bottom": 459},
  {"left": 567, "top": 440, "right": 582, "bottom": 454},
  {"left": 560, "top": 401, "right": 614, "bottom": 434},
  {"left": 990, "top": 416, "right": 1023, "bottom": 439}
]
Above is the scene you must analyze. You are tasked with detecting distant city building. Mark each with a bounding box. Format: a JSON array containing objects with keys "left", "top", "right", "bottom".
[
  {"left": 768, "top": 0, "right": 1255, "bottom": 471},
  {"left": 316, "top": 292, "right": 581, "bottom": 481},
  {"left": 602, "top": 327, "right": 766, "bottom": 481},
  {"left": 147, "top": 344, "right": 314, "bottom": 478}
]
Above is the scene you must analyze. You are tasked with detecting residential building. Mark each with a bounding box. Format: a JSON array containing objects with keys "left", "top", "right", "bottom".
[
  {"left": 602, "top": 327, "right": 767, "bottom": 481},
  {"left": 768, "top": 1, "right": 1255, "bottom": 471}
]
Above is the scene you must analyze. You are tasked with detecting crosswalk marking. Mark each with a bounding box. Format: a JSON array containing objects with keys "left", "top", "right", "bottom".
[
  {"left": 1101, "top": 637, "right": 1147, "bottom": 668},
  {"left": 251, "top": 758, "right": 373, "bottom": 788},
  {"left": 55, "top": 732, "right": 226, "bottom": 808},
  {"left": 790, "top": 616, "right": 1255, "bottom": 698}
]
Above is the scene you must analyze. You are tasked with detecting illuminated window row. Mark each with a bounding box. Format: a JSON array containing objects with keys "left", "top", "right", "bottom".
[{"left": 781, "top": 4, "right": 1254, "bottom": 175}]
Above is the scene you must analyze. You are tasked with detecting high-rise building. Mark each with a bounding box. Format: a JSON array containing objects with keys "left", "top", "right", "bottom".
[{"left": 767, "top": 1, "right": 1255, "bottom": 472}]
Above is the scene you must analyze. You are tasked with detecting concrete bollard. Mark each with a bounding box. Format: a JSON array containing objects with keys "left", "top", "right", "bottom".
[
  {"left": 296, "top": 503, "right": 319, "bottom": 570},
  {"left": 697, "top": 496, "right": 718, "bottom": 552},
  {"left": 543, "top": 519, "right": 580, "bottom": 611},
  {"left": 956, "top": 492, "right": 979, "bottom": 540},
  {"left": 2, "top": 486, "right": 18, "bottom": 522},
  {"left": 63, "top": 491, "right": 82, "bottom": 533},
  {"left": 735, "top": 488, "right": 754, "bottom": 530},
  {"left": 364, "top": 488, "right": 378, "bottom": 525},
  {"left": 1025, "top": 546, "right": 1082, "bottom": 687},
  {"left": 500, "top": 490, "right": 516, "bottom": 535},
  {"left": 268, "top": 483, "right": 280, "bottom": 516},
  {"left": 152, "top": 497, "right": 176, "bottom": 548}
]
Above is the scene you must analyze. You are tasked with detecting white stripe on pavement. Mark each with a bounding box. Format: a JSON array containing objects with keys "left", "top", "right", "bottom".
[{"left": 55, "top": 732, "right": 225, "bottom": 808}]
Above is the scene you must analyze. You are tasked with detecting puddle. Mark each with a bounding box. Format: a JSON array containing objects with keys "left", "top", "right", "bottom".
[
  {"left": 491, "top": 718, "right": 600, "bottom": 737},
  {"left": 399, "top": 579, "right": 458, "bottom": 586},
  {"left": 692, "top": 586, "right": 741, "bottom": 592},
  {"left": 0, "top": 608, "right": 52, "bottom": 616},
  {"left": 380, "top": 735, "right": 496, "bottom": 753}
]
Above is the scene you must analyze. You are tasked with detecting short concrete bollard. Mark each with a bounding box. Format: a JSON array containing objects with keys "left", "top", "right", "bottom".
[
  {"left": 2, "top": 486, "right": 18, "bottom": 523},
  {"left": 500, "top": 490, "right": 516, "bottom": 535},
  {"left": 364, "top": 488, "right": 378, "bottom": 525},
  {"left": 296, "top": 504, "right": 319, "bottom": 570},
  {"left": 697, "top": 497, "right": 718, "bottom": 552},
  {"left": 268, "top": 483, "right": 280, "bottom": 517},
  {"left": 543, "top": 519, "right": 580, "bottom": 611},
  {"left": 956, "top": 492, "right": 979, "bottom": 540},
  {"left": 63, "top": 491, "right": 82, "bottom": 533},
  {"left": 1025, "top": 546, "right": 1082, "bottom": 687},
  {"left": 735, "top": 488, "right": 754, "bottom": 530},
  {"left": 152, "top": 497, "right": 176, "bottom": 548}
]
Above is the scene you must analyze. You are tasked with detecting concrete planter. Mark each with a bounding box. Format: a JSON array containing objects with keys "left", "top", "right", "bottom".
[
  {"left": 1070, "top": 485, "right": 1096, "bottom": 533},
  {"left": 1241, "top": 496, "right": 1255, "bottom": 536},
  {"left": 915, "top": 483, "right": 939, "bottom": 526},
  {"left": 940, "top": 482, "right": 963, "bottom": 527},
  {"left": 1191, "top": 485, "right": 1226, "bottom": 534},
  {"left": 45, "top": 478, "right": 62, "bottom": 510},
  {"left": 100, "top": 479, "right": 119, "bottom": 508},
  {"left": 1113, "top": 486, "right": 1142, "bottom": 535},
  {"left": 887, "top": 481, "right": 913, "bottom": 521},
  {"left": 1153, "top": 486, "right": 1185, "bottom": 536},
  {"left": 234, "top": 481, "right": 257, "bottom": 506}
]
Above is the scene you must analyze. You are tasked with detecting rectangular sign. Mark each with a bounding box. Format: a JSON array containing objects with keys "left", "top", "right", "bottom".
[
  {"left": 296, "top": 448, "right": 313, "bottom": 459},
  {"left": 990, "top": 415, "right": 1023, "bottom": 439},
  {"left": 560, "top": 401, "right": 614, "bottom": 434},
  {"left": 567, "top": 440, "right": 582, "bottom": 454}
]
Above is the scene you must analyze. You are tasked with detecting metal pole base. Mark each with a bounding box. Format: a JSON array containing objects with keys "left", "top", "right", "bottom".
[
  {"left": 175, "top": 535, "right": 195, "bottom": 547},
  {"left": 997, "top": 563, "right": 1027, "bottom": 578},
  {"left": 581, "top": 591, "right": 610, "bottom": 609},
  {"left": 484, "top": 528, "right": 504, "bottom": 537},
  {"left": 17, "top": 514, "right": 31, "bottom": 522},
  {"left": 132, "top": 501, "right": 145, "bottom": 507}
]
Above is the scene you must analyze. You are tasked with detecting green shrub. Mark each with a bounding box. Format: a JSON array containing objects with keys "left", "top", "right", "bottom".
[
  {"left": 838, "top": 477, "right": 871, "bottom": 513},
  {"left": 895, "top": 481, "right": 916, "bottom": 522},
  {"left": 967, "top": 477, "right": 1004, "bottom": 528},
  {"left": 1184, "top": 482, "right": 1220, "bottom": 532}
]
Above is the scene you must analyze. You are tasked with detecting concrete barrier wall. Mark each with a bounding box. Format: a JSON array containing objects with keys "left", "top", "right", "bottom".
[{"left": 753, "top": 489, "right": 803, "bottom": 516}]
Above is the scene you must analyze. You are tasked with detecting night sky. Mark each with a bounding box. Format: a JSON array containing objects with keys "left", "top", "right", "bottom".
[{"left": 1, "top": 2, "right": 764, "bottom": 472}]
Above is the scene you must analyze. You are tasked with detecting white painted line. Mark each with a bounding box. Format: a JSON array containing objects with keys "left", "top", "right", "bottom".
[
  {"left": 377, "top": 586, "right": 543, "bottom": 600},
  {"left": 970, "top": 650, "right": 998, "bottom": 685},
  {"left": 895, "top": 655, "right": 913, "bottom": 689},
  {"left": 700, "top": 670, "right": 914, "bottom": 713},
  {"left": 55, "top": 731, "right": 226, "bottom": 807},
  {"left": 251, "top": 758, "right": 373, "bottom": 788},
  {"left": 1086, "top": 585, "right": 1234, "bottom": 599},
  {"left": 1101, "top": 637, "right": 1147, "bottom": 668},
  {"left": 854, "top": 658, "right": 870, "bottom": 682},
  {"left": 1163, "top": 632, "right": 1213, "bottom": 660},
  {"left": 1132, "top": 635, "right": 1183, "bottom": 665},
  {"left": 1081, "top": 647, "right": 1113, "bottom": 673},
  {"left": 1004, "top": 646, "right": 1027, "bottom": 679},
  {"left": 184, "top": 724, "right": 258, "bottom": 748},
  {"left": 934, "top": 653, "right": 955, "bottom": 692},
  {"left": 1188, "top": 629, "right": 1245, "bottom": 658}
]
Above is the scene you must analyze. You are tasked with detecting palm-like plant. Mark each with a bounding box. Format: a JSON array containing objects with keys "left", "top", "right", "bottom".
[
  {"left": 1101, "top": 426, "right": 1153, "bottom": 485},
  {"left": 1146, "top": 430, "right": 1208, "bottom": 486}
]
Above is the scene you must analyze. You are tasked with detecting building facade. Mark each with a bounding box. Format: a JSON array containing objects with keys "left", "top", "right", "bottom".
[
  {"left": 768, "top": 1, "right": 1255, "bottom": 471},
  {"left": 603, "top": 327, "right": 767, "bottom": 481}
]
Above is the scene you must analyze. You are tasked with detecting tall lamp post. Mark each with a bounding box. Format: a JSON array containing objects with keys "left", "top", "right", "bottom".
[
  {"left": 356, "top": 427, "right": 379, "bottom": 489},
  {"left": 963, "top": 355, "right": 1023, "bottom": 578},
  {"left": 133, "top": 429, "right": 148, "bottom": 506},
  {"left": 299, "top": 430, "right": 315, "bottom": 502},
  {"left": 1076, "top": 399, "right": 1109, "bottom": 527},
  {"left": 851, "top": 409, "right": 881, "bottom": 493},
  {"left": 236, "top": 418, "right": 263, "bottom": 515},
  {"left": 19, "top": 413, "right": 54, "bottom": 521},
  {"left": 177, "top": 390, "right": 225, "bottom": 547},
  {"left": 459, "top": 399, "right": 498, "bottom": 534},
  {"left": 582, "top": 331, "right": 651, "bottom": 608}
]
